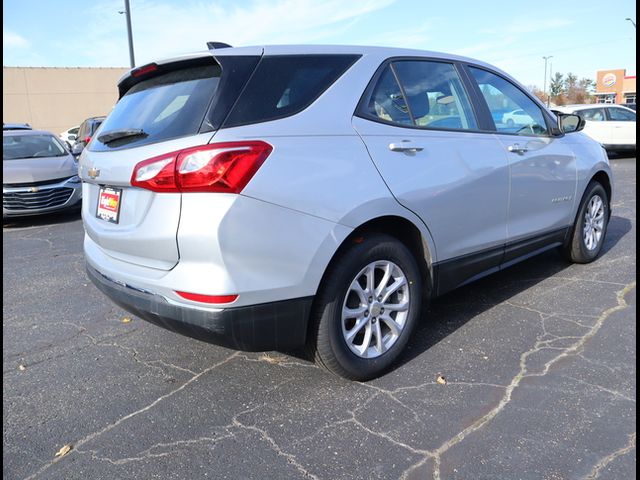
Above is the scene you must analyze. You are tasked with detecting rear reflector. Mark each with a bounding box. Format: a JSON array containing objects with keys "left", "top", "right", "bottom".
[
  {"left": 131, "top": 141, "right": 272, "bottom": 193},
  {"left": 175, "top": 291, "right": 238, "bottom": 304}
]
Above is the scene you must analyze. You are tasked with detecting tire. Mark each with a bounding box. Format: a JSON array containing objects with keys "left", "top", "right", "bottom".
[
  {"left": 308, "top": 234, "right": 422, "bottom": 381},
  {"left": 506, "top": 118, "right": 515, "bottom": 127},
  {"left": 564, "top": 181, "right": 609, "bottom": 263}
]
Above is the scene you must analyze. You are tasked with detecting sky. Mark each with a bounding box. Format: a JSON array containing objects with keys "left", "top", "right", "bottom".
[{"left": 3, "top": 0, "right": 636, "bottom": 88}]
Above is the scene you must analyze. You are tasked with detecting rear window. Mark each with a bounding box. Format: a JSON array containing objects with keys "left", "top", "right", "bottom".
[
  {"left": 90, "top": 65, "right": 221, "bottom": 151},
  {"left": 223, "top": 54, "right": 360, "bottom": 128},
  {"left": 3, "top": 134, "right": 67, "bottom": 160}
]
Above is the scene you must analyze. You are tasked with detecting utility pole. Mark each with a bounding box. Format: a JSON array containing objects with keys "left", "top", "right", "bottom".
[
  {"left": 626, "top": 17, "right": 636, "bottom": 28},
  {"left": 543, "top": 56, "right": 553, "bottom": 107},
  {"left": 119, "top": 0, "right": 136, "bottom": 68}
]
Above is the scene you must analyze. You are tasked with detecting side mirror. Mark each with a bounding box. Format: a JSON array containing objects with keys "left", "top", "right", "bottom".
[
  {"left": 558, "top": 113, "right": 586, "bottom": 134},
  {"left": 68, "top": 134, "right": 77, "bottom": 141},
  {"left": 72, "top": 143, "right": 84, "bottom": 156}
]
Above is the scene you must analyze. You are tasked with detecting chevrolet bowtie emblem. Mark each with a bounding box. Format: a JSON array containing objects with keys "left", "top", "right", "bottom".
[
  {"left": 29, "top": 187, "right": 39, "bottom": 193},
  {"left": 88, "top": 167, "right": 100, "bottom": 179}
]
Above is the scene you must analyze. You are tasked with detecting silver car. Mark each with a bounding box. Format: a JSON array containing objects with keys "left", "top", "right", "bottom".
[
  {"left": 3, "top": 130, "right": 82, "bottom": 218},
  {"left": 80, "top": 45, "right": 612, "bottom": 380}
]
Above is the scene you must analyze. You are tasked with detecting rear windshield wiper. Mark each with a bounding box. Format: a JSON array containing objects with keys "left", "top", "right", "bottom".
[{"left": 98, "top": 128, "right": 147, "bottom": 144}]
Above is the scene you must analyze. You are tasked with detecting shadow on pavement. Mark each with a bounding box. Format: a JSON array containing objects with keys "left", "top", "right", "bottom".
[{"left": 2, "top": 208, "right": 81, "bottom": 229}]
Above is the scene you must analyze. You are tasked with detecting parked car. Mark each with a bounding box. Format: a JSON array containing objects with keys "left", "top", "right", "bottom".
[
  {"left": 554, "top": 104, "right": 636, "bottom": 154},
  {"left": 60, "top": 125, "right": 80, "bottom": 148},
  {"left": 72, "top": 116, "right": 105, "bottom": 155},
  {"left": 80, "top": 45, "right": 612, "bottom": 380},
  {"left": 3, "top": 129, "right": 82, "bottom": 218},
  {"left": 501, "top": 108, "right": 532, "bottom": 127},
  {"left": 3, "top": 123, "right": 32, "bottom": 130}
]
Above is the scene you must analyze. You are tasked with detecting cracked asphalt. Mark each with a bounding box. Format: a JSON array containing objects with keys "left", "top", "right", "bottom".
[{"left": 3, "top": 157, "right": 636, "bottom": 480}]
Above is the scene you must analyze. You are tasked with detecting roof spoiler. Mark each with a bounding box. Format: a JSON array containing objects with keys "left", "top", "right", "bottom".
[{"left": 207, "top": 42, "right": 232, "bottom": 50}]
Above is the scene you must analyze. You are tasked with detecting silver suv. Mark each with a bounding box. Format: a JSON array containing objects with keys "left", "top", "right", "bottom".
[{"left": 80, "top": 45, "right": 612, "bottom": 380}]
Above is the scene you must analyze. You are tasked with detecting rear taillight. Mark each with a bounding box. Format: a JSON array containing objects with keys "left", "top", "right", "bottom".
[
  {"left": 85, "top": 136, "right": 91, "bottom": 144},
  {"left": 131, "top": 141, "right": 272, "bottom": 193}
]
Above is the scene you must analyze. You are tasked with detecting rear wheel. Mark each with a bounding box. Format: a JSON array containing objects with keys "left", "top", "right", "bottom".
[
  {"left": 564, "top": 181, "right": 609, "bottom": 263},
  {"left": 309, "top": 234, "right": 422, "bottom": 380}
]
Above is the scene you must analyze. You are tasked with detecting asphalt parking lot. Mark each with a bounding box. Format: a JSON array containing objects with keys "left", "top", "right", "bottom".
[{"left": 3, "top": 157, "right": 636, "bottom": 480}]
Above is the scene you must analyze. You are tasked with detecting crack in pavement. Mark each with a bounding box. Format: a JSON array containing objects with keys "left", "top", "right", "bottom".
[
  {"left": 22, "top": 352, "right": 240, "bottom": 480},
  {"left": 77, "top": 433, "right": 235, "bottom": 465},
  {"left": 561, "top": 375, "right": 635, "bottom": 404},
  {"left": 584, "top": 432, "right": 636, "bottom": 479},
  {"left": 398, "top": 281, "right": 636, "bottom": 480}
]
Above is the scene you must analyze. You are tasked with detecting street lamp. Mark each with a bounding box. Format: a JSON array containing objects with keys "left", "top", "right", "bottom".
[
  {"left": 626, "top": 18, "right": 636, "bottom": 29},
  {"left": 543, "top": 56, "right": 553, "bottom": 106},
  {"left": 118, "top": 0, "right": 136, "bottom": 68}
]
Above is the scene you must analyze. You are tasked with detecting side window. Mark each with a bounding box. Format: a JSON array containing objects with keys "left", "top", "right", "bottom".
[
  {"left": 77, "top": 122, "right": 87, "bottom": 139},
  {"left": 362, "top": 60, "right": 477, "bottom": 131},
  {"left": 364, "top": 65, "right": 412, "bottom": 126},
  {"left": 224, "top": 55, "right": 360, "bottom": 128},
  {"left": 607, "top": 107, "right": 636, "bottom": 121},
  {"left": 578, "top": 108, "right": 606, "bottom": 121},
  {"left": 469, "top": 67, "right": 549, "bottom": 136}
]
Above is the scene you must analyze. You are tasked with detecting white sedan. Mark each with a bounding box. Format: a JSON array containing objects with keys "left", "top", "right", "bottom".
[
  {"left": 554, "top": 104, "right": 635, "bottom": 154},
  {"left": 501, "top": 108, "right": 533, "bottom": 127},
  {"left": 59, "top": 125, "right": 79, "bottom": 148}
]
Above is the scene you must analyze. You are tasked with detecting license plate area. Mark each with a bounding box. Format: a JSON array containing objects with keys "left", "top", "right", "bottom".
[{"left": 96, "top": 186, "right": 122, "bottom": 224}]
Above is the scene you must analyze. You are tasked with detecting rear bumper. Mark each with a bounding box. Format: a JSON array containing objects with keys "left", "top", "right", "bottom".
[{"left": 87, "top": 263, "right": 313, "bottom": 351}]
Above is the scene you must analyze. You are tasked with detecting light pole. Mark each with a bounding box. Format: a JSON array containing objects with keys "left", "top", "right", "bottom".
[
  {"left": 626, "top": 18, "right": 636, "bottom": 29},
  {"left": 119, "top": 0, "right": 136, "bottom": 68},
  {"left": 543, "top": 56, "right": 553, "bottom": 106}
]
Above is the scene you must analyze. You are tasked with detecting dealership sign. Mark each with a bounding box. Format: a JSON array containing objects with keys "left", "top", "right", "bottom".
[{"left": 602, "top": 73, "right": 617, "bottom": 87}]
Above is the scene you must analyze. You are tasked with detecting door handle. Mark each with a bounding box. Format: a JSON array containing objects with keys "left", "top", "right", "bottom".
[
  {"left": 389, "top": 143, "right": 424, "bottom": 153},
  {"left": 507, "top": 144, "right": 528, "bottom": 155}
]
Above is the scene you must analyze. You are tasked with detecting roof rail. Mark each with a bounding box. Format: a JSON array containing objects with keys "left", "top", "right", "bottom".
[{"left": 207, "top": 42, "right": 232, "bottom": 50}]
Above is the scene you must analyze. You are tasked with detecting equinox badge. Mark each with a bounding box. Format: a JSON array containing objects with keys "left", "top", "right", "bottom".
[{"left": 88, "top": 167, "right": 100, "bottom": 179}]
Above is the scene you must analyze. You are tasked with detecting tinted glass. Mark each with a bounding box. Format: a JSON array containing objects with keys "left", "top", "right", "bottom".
[
  {"left": 607, "top": 107, "right": 636, "bottom": 121},
  {"left": 470, "top": 67, "right": 549, "bottom": 135},
  {"left": 364, "top": 65, "right": 412, "bottom": 126},
  {"left": 578, "top": 108, "right": 606, "bottom": 121},
  {"left": 91, "top": 65, "right": 221, "bottom": 150},
  {"left": 3, "top": 134, "right": 67, "bottom": 160},
  {"left": 223, "top": 55, "right": 359, "bottom": 127},
  {"left": 89, "top": 119, "right": 104, "bottom": 135},
  {"left": 392, "top": 61, "right": 477, "bottom": 130}
]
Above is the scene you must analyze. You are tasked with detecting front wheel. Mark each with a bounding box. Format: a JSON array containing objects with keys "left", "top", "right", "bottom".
[
  {"left": 309, "top": 234, "right": 422, "bottom": 380},
  {"left": 564, "top": 181, "right": 609, "bottom": 263}
]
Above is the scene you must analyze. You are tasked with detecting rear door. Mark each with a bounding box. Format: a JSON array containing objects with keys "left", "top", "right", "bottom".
[
  {"left": 606, "top": 106, "right": 636, "bottom": 146},
  {"left": 575, "top": 107, "right": 611, "bottom": 145},
  {"left": 353, "top": 59, "right": 510, "bottom": 293},
  {"left": 80, "top": 57, "right": 257, "bottom": 270},
  {"left": 466, "top": 66, "right": 577, "bottom": 256}
]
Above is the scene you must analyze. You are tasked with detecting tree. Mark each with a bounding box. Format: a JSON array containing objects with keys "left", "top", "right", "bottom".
[{"left": 528, "top": 85, "right": 548, "bottom": 104}]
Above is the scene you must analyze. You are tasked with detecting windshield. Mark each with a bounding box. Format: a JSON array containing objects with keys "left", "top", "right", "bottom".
[
  {"left": 91, "top": 64, "right": 221, "bottom": 150},
  {"left": 3, "top": 134, "right": 68, "bottom": 160}
]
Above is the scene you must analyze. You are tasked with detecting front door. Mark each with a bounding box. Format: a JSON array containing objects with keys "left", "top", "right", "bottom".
[{"left": 467, "top": 66, "right": 577, "bottom": 260}]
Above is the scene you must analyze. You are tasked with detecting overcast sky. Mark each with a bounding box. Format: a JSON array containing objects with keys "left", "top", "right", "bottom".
[{"left": 3, "top": 0, "right": 636, "bottom": 87}]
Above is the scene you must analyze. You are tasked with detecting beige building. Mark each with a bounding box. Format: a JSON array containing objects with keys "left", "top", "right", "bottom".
[{"left": 3, "top": 67, "right": 128, "bottom": 135}]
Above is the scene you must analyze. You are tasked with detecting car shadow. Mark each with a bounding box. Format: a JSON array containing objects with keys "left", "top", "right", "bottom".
[
  {"left": 286, "top": 214, "right": 632, "bottom": 375},
  {"left": 2, "top": 208, "right": 81, "bottom": 229},
  {"left": 395, "top": 214, "right": 632, "bottom": 371}
]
